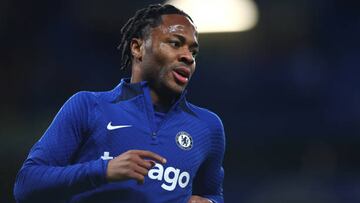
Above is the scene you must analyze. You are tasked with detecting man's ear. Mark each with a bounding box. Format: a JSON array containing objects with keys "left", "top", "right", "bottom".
[{"left": 130, "top": 38, "right": 143, "bottom": 62}]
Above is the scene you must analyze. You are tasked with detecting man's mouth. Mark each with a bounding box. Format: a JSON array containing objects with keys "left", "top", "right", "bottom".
[{"left": 172, "top": 67, "right": 190, "bottom": 85}]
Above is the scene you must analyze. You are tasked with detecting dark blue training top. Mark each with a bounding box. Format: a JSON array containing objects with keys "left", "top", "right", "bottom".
[{"left": 14, "top": 79, "right": 225, "bottom": 203}]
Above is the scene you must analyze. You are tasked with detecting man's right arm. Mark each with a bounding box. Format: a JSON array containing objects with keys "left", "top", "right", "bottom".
[
  {"left": 14, "top": 92, "right": 168, "bottom": 202},
  {"left": 14, "top": 92, "right": 108, "bottom": 202}
]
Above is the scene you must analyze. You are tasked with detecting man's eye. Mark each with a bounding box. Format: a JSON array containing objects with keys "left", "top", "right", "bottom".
[
  {"left": 192, "top": 50, "right": 198, "bottom": 57},
  {"left": 169, "top": 41, "right": 180, "bottom": 48}
]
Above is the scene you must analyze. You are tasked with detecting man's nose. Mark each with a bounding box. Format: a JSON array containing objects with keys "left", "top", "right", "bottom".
[{"left": 179, "top": 49, "right": 194, "bottom": 65}]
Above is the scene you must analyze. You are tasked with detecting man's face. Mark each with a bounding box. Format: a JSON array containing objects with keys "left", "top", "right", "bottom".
[{"left": 139, "top": 14, "right": 199, "bottom": 95}]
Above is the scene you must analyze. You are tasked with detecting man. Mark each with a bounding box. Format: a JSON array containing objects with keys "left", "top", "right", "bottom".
[{"left": 14, "top": 4, "right": 225, "bottom": 203}]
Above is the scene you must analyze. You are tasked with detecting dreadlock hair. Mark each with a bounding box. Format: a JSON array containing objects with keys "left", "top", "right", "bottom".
[{"left": 117, "top": 4, "right": 193, "bottom": 70}]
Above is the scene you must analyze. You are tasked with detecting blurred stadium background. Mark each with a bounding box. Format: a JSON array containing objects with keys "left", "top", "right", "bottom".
[{"left": 1, "top": 0, "right": 360, "bottom": 202}]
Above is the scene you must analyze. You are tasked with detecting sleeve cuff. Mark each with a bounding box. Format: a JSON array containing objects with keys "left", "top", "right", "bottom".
[{"left": 88, "top": 159, "right": 109, "bottom": 187}]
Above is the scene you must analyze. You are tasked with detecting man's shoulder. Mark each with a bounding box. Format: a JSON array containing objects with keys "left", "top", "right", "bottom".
[
  {"left": 185, "top": 102, "right": 225, "bottom": 144},
  {"left": 68, "top": 88, "right": 116, "bottom": 104},
  {"left": 186, "top": 102, "right": 223, "bottom": 127}
]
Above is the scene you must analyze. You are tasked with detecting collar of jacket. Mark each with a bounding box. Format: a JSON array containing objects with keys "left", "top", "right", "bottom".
[{"left": 109, "top": 78, "right": 195, "bottom": 116}]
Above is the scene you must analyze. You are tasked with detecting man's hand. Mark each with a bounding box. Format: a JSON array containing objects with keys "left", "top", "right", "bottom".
[
  {"left": 188, "top": 195, "right": 213, "bottom": 203},
  {"left": 106, "top": 150, "right": 166, "bottom": 184}
]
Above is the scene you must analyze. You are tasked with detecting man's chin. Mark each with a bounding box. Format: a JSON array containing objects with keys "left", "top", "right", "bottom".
[
  {"left": 164, "top": 82, "right": 186, "bottom": 97},
  {"left": 173, "top": 82, "right": 187, "bottom": 94},
  {"left": 153, "top": 80, "right": 186, "bottom": 98}
]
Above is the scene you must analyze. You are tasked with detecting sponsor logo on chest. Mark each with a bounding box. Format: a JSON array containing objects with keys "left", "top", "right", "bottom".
[
  {"left": 148, "top": 163, "right": 190, "bottom": 191},
  {"left": 100, "top": 152, "right": 190, "bottom": 191}
]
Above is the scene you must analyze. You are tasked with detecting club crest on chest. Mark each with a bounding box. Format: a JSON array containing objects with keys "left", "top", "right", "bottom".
[{"left": 175, "top": 131, "right": 193, "bottom": 150}]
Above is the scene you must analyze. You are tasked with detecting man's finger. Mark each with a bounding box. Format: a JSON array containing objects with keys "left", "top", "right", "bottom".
[
  {"left": 130, "top": 150, "right": 167, "bottom": 164},
  {"left": 137, "top": 159, "right": 156, "bottom": 169},
  {"left": 133, "top": 164, "right": 149, "bottom": 176}
]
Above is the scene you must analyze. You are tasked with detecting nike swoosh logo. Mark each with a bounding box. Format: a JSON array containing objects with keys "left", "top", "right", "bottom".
[{"left": 107, "top": 122, "right": 132, "bottom": 130}]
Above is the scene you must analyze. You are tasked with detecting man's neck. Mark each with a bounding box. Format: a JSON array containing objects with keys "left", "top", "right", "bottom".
[{"left": 150, "top": 89, "right": 176, "bottom": 112}]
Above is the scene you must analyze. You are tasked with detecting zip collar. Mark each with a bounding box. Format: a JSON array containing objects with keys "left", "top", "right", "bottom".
[{"left": 110, "top": 78, "right": 193, "bottom": 115}]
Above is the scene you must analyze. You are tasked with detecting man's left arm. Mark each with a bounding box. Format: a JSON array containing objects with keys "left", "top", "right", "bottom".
[{"left": 191, "top": 115, "right": 226, "bottom": 203}]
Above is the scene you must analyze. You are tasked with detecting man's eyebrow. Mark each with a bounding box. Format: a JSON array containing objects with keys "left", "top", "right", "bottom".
[{"left": 173, "top": 34, "right": 199, "bottom": 49}]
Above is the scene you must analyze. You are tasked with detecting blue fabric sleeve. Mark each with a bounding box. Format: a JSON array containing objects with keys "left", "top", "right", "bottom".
[
  {"left": 14, "top": 92, "right": 108, "bottom": 202},
  {"left": 192, "top": 113, "right": 226, "bottom": 203}
]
